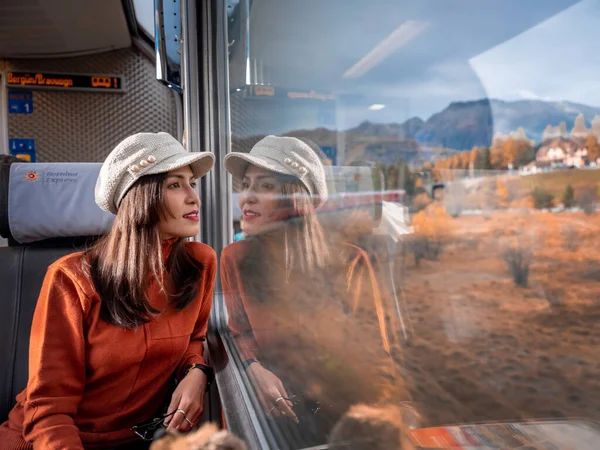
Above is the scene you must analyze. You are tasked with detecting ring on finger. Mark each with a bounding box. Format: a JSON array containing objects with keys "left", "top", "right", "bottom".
[
  {"left": 274, "top": 396, "right": 285, "bottom": 405},
  {"left": 184, "top": 417, "right": 194, "bottom": 427},
  {"left": 175, "top": 409, "right": 187, "bottom": 418},
  {"left": 268, "top": 405, "right": 278, "bottom": 414}
]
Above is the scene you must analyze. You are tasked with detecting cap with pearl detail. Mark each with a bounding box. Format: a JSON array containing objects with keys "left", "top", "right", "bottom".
[
  {"left": 224, "top": 135, "right": 328, "bottom": 208},
  {"left": 95, "top": 132, "right": 215, "bottom": 214}
]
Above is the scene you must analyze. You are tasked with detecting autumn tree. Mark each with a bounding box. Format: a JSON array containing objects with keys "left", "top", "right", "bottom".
[
  {"left": 592, "top": 116, "right": 600, "bottom": 137},
  {"left": 513, "top": 139, "right": 535, "bottom": 168},
  {"left": 489, "top": 137, "right": 505, "bottom": 169},
  {"left": 479, "top": 146, "right": 492, "bottom": 170},
  {"left": 559, "top": 121, "right": 568, "bottom": 138},
  {"left": 459, "top": 151, "right": 470, "bottom": 172},
  {"left": 396, "top": 158, "right": 415, "bottom": 195},
  {"left": 586, "top": 134, "right": 600, "bottom": 164},
  {"left": 386, "top": 164, "right": 399, "bottom": 190},
  {"left": 496, "top": 178, "right": 511, "bottom": 208},
  {"left": 571, "top": 113, "right": 588, "bottom": 137},
  {"left": 502, "top": 138, "right": 519, "bottom": 168}
]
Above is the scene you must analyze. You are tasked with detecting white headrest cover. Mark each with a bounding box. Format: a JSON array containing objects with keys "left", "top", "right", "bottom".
[{"left": 9, "top": 163, "right": 114, "bottom": 243}]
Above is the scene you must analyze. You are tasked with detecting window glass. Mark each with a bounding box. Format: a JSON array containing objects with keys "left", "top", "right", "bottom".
[
  {"left": 224, "top": 1, "right": 600, "bottom": 448},
  {"left": 133, "top": 0, "right": 155, "bottom": 39}
]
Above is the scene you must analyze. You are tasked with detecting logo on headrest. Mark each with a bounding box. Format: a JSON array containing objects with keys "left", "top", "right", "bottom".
[{"left": 25, "top": 171, "right": 39, "bottom": 182}]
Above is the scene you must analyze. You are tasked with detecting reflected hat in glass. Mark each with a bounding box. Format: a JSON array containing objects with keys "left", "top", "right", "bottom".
[
  {"left": 224, "top": 135, "right": 328, "bottom": 208},
  {"left": 95, "top": 132, "right": 215, "bottom": 214}
]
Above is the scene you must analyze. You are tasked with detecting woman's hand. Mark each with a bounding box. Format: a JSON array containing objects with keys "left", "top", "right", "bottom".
[
  {"left": 247, "top": 363, "right": 298, "bottom": 423},
  {"left": 164, "top": 368, "right": 207, "bottom": 433}
]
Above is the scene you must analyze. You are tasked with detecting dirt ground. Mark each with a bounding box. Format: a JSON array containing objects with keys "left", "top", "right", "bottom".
[{"left": 400, "top": 211, "right": 600, "bottom": 428}]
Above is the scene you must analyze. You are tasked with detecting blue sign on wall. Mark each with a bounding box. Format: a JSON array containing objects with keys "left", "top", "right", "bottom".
[
  {"left": 8, "top": 91, "right": 33, "bottom": 114},
  {"left": 321, "top": 146, "right": 337, "bottom": 165},
  {"left": 9, "top": 139, "right": 36, "bottom": 162}
]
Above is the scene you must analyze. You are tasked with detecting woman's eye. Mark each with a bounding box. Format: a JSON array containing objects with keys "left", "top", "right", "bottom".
[
  {"left": 169, "top": 182, "right": 180, "bottom": 189},
  {"left": 263, "top": 183, "right": 274, "bottom": 190},
  {"left": 190, "top": 181, "right": 197, "bottom": 188},
  {"left": 242, "top": 182, "right": 250, "bottom": 189}
]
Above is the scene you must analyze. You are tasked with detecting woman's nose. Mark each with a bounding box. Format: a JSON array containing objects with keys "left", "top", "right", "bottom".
[
  {"left": 186, "top": 186, "right": 200, "bottom": 205},
  {"left": 241, "top": 189, "right": 258, "bottom": 205}
]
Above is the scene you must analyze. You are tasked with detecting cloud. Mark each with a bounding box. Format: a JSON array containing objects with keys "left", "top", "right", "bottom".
[{"left": 514, "top": 89, "right": 552, "bottom": 101}]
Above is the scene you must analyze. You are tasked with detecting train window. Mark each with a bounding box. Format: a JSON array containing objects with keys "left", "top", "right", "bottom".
[
  {"left": 133, "top": 0, "right": 155, "bottom": 39},
  {"left": 222, "top": 0, "right": 600, "bottom": 448}
]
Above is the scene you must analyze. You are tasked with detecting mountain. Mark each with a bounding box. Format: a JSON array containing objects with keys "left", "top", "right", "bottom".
[
  {"left": 415, "top": 99, "right": 494, "bottom": 150},
  {"left": 232, "top": 98, "right": 600, "bottom": 165},
  {"left": 283, "top": 125, "right": 426, "bottom": 165},
  {"left": 488, "top": 99, "right": 600, "bottom": 142},
  {"left": 353, "top": 117, "right": 425, "bottom": 140},
  {"left": 410, "top": 99, "right": 600, "bottom": 150}
]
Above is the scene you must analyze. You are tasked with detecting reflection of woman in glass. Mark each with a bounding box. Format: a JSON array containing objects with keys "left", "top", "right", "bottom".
[
  {"left": 221, "top": 136, "right": 402, "bottom": 447},
  {"left": 0, "top": 133, "right": 217, "bottom": 449}
]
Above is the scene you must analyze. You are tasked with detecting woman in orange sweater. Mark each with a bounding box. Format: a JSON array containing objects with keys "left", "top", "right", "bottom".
[
  {"left": 220, "top": 136, "right": 401, "bottom": 448},
  {"left": 0, "top": 132, "right": 217, "bottom": 450}
]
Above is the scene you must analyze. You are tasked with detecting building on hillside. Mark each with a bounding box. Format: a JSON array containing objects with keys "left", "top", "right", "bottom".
[{"left": 535, "top": 138, "right": 588, "bottom": 168}]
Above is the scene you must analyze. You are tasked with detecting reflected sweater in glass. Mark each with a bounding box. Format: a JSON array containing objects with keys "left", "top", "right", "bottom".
[{"left": 221, "top": 239, "right": 401, "bottom": 413}]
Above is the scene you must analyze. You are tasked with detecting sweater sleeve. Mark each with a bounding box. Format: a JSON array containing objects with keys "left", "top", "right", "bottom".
[
  {"left": 176, "top": 247, "right": 217, "bottom": 380},
  {"left": 22, "top": 265, "right": 87, "bottom": 450},
  {"left": 220, "top": 248, "right": 259, "bottom": 362}
]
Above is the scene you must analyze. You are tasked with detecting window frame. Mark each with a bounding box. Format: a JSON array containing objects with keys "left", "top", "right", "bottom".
[{"left": 194, "top": 0, "right": 281, "bottom": 448}]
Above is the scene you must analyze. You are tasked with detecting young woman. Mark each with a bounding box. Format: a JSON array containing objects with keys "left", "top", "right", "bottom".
[
  {"left": 0, "top": 132, "right": 217, "bottom": 450},
  {"left": 220, "top": 136, "right": 403, "bottom": 447}
]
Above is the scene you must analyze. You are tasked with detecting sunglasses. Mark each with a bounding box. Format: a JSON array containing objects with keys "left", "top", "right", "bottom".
[
  {"left": 130, "top": 410, "right": 176, "bottom": 441},
  {"left": 287, "top": 394, "right": 321, "bottom": 416}
]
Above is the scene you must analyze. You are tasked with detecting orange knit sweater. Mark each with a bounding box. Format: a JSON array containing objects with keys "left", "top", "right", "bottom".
[
  {"left": 0, "top": 241, "right": 216, "bottom": 450},
  {"left": 220, "top": 239, "right": 397, "bottom": 414}
]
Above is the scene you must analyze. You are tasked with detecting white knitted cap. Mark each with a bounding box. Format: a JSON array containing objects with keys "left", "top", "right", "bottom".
[
  {"left": 223, "top": 136, "right": 328, "bottom": 208},
  {"left": 95, "top": 132, "right": 215, "bottom": 214}
]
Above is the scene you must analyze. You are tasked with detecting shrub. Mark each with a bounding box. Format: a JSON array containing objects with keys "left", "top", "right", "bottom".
[
  {"left": 410, "top": 204, "right": 452, "bottom": 264},
  {"left": 501, "top": 232, "right": 533, "bottom": 287},
  {"left": 562, "top": 184, "right": 575, "bottom": 208},
  {"left": 575, "top": 182, "right": 598, "bottom": 215},
  {"left": 531, "top": 187, "right": 554, "bottom": 210}
]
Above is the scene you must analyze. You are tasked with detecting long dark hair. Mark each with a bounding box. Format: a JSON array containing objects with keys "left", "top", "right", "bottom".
[{"left": 84, "top": 173, "right": 204, "bottom": 328}]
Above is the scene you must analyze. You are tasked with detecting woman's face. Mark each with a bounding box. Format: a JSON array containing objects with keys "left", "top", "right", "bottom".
[
  {"left": 158, "top": 166, "right": 201, "bottom": 239},
  {"left": 239, "top": 165, "right": 288, "bottom": 235}
]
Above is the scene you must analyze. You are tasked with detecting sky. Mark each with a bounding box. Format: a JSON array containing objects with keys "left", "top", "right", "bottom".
[
  {"left": 470, "top": 0, "right": 600, "bottom": 107},
  {"left": 134, "top": 0, "right": 600, "bottom": 133},
  {"left": 133, "top": 0, "right": 154, "bottom": 38}
]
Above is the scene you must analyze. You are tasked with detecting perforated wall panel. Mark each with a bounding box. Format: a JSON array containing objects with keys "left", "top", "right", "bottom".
[{"left": 5, "top": 48, "right": 178, "bottom": 162}]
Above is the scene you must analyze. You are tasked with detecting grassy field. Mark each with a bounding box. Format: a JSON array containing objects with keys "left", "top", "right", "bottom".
[
  {"left": 402, "top": 210, "right": 600, "bottom": 427},
  {"left": 514, "top": 169, "right": 600, "bottom": 197},
  {"left": 447, "top": 168, "right": 600, "bottom": 211}
]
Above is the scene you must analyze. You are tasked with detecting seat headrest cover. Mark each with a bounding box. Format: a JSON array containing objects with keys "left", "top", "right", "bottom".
[{"left": 8, "top": 163, "right": 114, "bottom": 244}]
